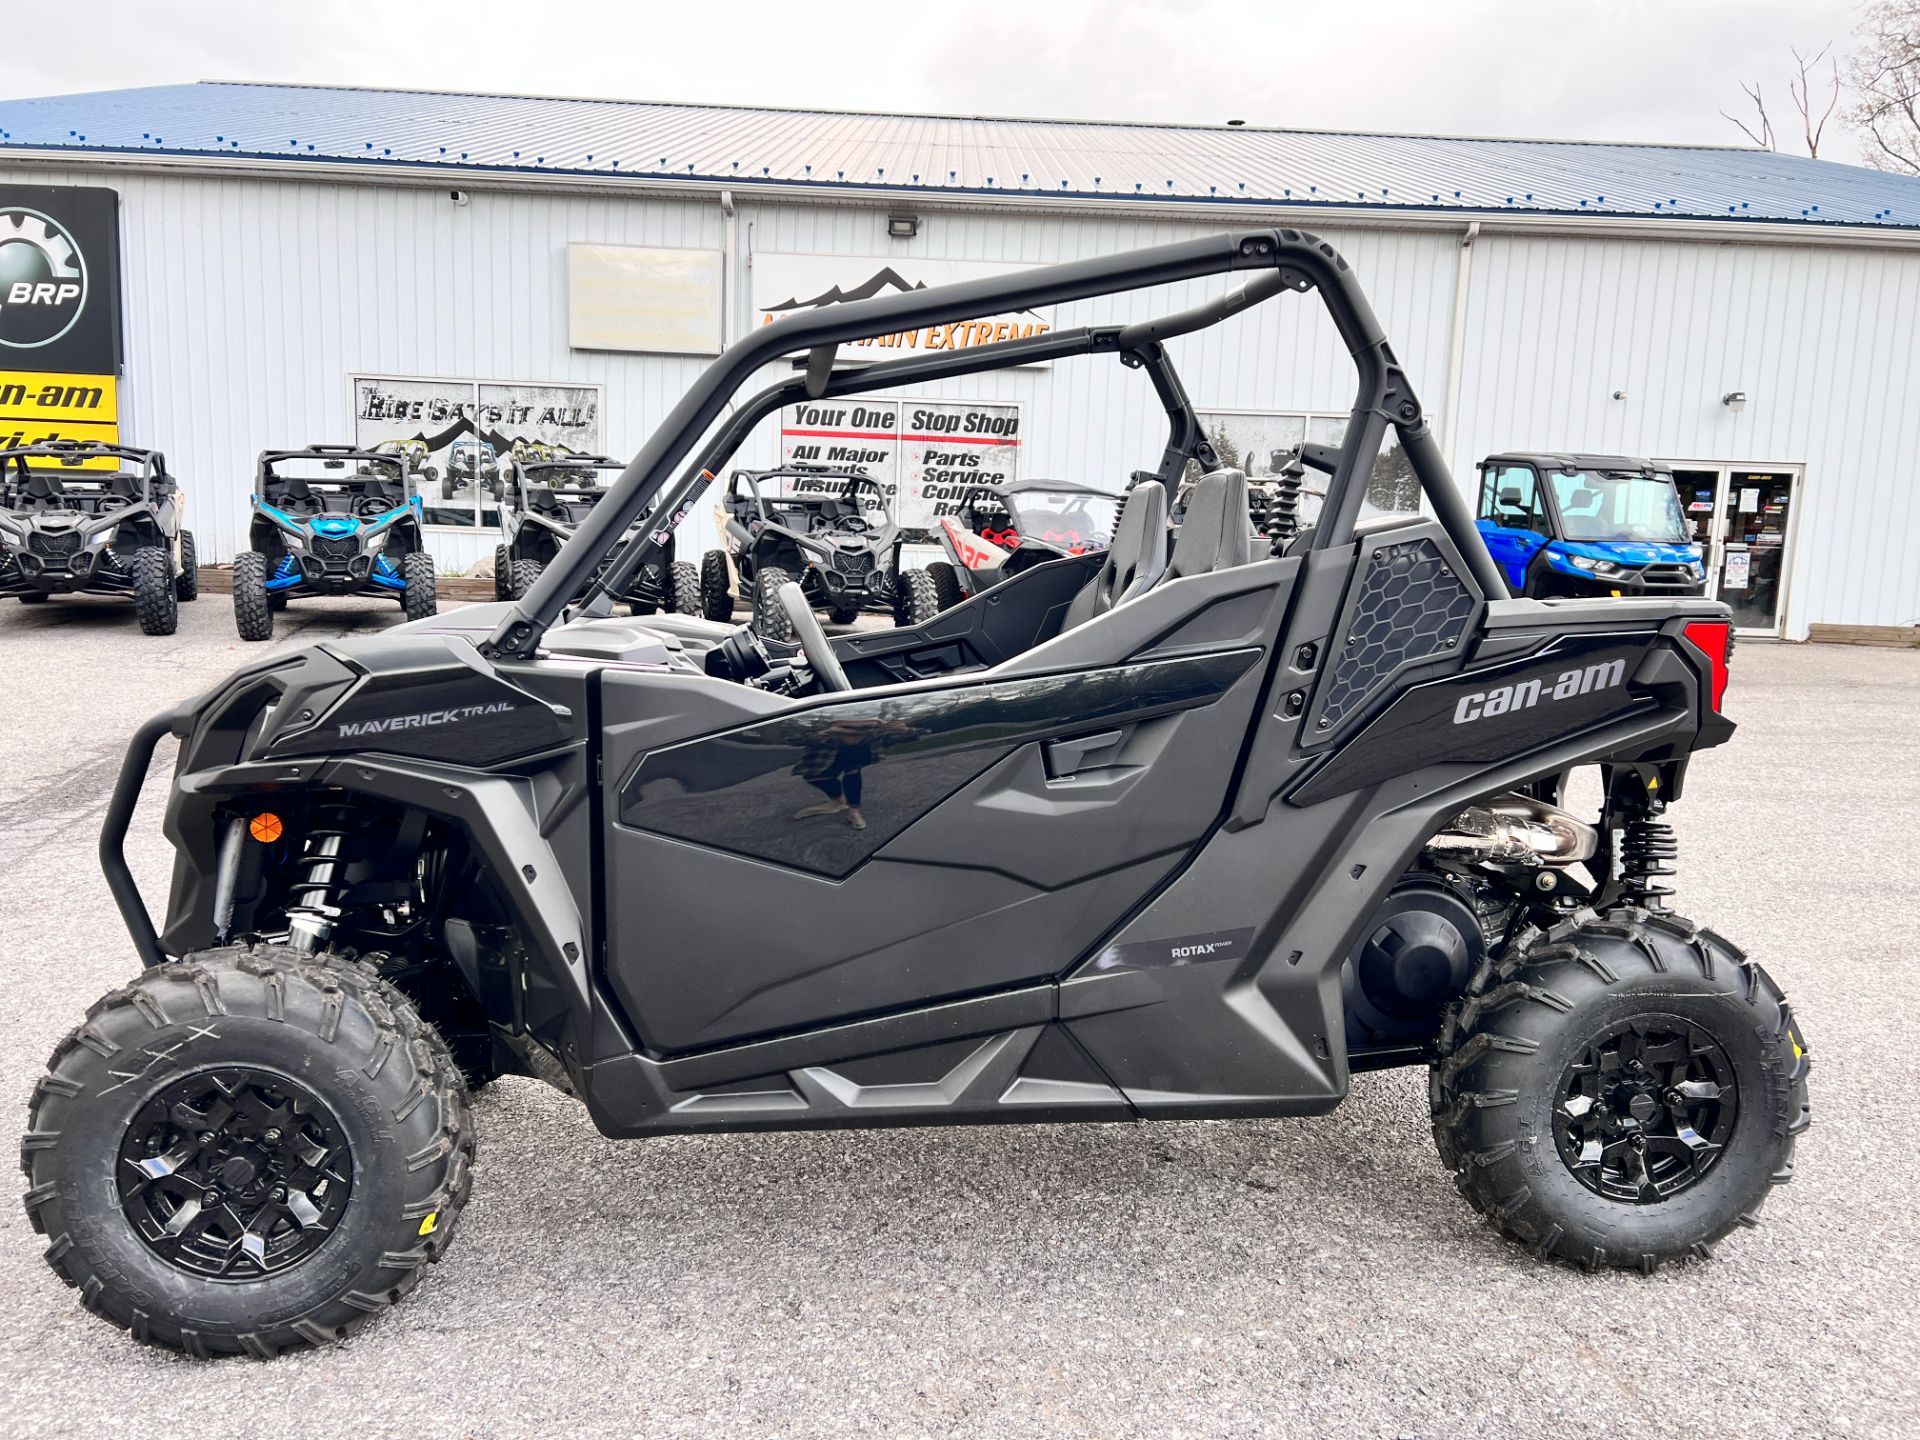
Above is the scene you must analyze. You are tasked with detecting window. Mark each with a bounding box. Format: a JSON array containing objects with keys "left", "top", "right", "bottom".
[
  {"left": 352, "top": 376, "right": 604, "bottom": 530},
  {"left": 1546, "top": 469, "right": 1689, "bottom": 544},
  {"left": 1479, "top": 464, "right": 1547, "bottom": 534},
  {"left": 1194, "top": 410, "right": 1419, "bottom": 525}
]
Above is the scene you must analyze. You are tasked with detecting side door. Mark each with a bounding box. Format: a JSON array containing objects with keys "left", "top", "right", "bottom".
[
  {"left": 595, "top": 565, "right": 1290, "bottom": 1055},
  {"left": 1475, "top": 462, "right": 1549, "bottom": 591}
]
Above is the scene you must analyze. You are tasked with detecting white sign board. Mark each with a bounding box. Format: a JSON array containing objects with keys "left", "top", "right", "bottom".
[
  {"left": 752, "top": 253, "right": 1054, "bottom": 364},
  {"left": 1722, "top": 548, "right": 1751, "bottom": 590},
  {"left": 778, "top": 396, "right": 1022, "bottom": 530},
  {"left": 568, "top": 244, "right": 723, "bottom": 356}
]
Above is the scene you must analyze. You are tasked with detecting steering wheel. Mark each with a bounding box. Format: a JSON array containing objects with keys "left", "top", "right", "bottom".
[
  {"left": 354, "top": 496, "right": 396, "bottom": 517},
  {"left": 833, "top": 513, "right": 870, "bottom": 534},
  {"left": 775, "top": 583, "right": 850, "bottom": 692}
]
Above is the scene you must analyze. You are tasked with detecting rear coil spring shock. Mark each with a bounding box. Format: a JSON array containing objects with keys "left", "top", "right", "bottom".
[
  {"left": 1617, "top": 816, "right": 1678, "bottom": 913},
  {"left": 285, "top": 801, "right": 357, "bottom": 951},
  {"left": 1264, "top": 464, "right": 1304, "bottom": 554}
]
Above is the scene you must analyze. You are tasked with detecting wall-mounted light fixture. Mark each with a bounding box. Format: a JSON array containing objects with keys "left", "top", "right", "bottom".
[
  {"left": 887, "top": 213, "right": 920, "bottom": 240},
  {"left": 1611, "top": 390, "right": 1629, "bottom": 401},
  {"left": 1723, "top": 390, "right": 1748, "bottom": 412}
]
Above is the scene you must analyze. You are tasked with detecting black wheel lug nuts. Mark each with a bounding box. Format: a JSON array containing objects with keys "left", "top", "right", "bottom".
[{"left": 203, "top": 1190, "right": 220, "bottom": 1206}]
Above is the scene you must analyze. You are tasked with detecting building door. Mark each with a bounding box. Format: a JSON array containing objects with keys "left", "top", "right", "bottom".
[{"left": 1667, "top": 464, "right": 1801, "bottom": 637}]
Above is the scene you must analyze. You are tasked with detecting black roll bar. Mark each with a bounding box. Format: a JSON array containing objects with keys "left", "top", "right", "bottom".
[
  {"left": 100, "top": 707, "right": 188, "bottom": 969},
  {"left": 488, "top": 228, "right": 1505, "bottom": 659}
]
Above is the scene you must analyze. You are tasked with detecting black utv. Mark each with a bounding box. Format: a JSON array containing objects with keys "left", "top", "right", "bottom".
[
  {"left": 705, "top": 464, "right": 940, "bottom": 636},
  {"left": 0, "top": 439, "right": 197, "bottom": 634},
  {"left": 40, "top": 229, "right": 1806, "bottom": 1360},
  {"left": 233, "top": 445, "right": 437, "bottom": 641},
  {"left": 493, "top": 452, "right": 699, "bottom": 616}
]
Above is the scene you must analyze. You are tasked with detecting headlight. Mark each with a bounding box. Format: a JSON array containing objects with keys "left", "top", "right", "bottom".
[
  {"left": 1569, "top": 555, "right": 1624, "bottom": 577},
  {"left": 362, "top": 527, "right": 387, "bottom": 553},
  {"left": 283, "top": 532, "right": 304, "bottom": 553},
  {"left": 90, "top": 528, "right": 115, "bottom": 548}
]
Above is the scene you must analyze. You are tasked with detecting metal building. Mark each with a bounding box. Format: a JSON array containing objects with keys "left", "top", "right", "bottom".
[{"left": 3, "top": 81, "right": 1919, "bottom": 639}]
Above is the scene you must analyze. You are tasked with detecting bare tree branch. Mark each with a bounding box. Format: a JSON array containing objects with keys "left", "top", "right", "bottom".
[
  {"left": 1723, "top": 80, "right": 1777, "bottom": 150},
  {"left": 1788, "top": 44, "right": 1841, "bottom": 157},
  {"left": 1848, "top": 0, "right": 1920, "bottom": 173}
]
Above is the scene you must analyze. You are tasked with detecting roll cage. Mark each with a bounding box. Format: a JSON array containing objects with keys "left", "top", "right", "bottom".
[
  {"left": 487, "top": 228, "right": 1507, "bottom": 659},
  {"left": 254, "top": 445, "right": 412, "bottom": 513},
  {"left": 0, "top": 440, "right": 175, "bottom": 507}
]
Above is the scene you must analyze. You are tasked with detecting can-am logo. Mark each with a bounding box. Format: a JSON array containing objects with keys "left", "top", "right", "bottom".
[
  {"left": 336, "top": 700, "right": 516, "bottom": 738},
  {"left": 1452, "top": 658, "right": 1626, "bottom": 725},
  {"left": 0, "top": 208, "right": 88, "bottom": 350}
]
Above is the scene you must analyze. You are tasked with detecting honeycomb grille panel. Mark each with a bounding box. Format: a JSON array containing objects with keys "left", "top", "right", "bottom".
[{"left": 1316, "top": 538, "right": 1474, "bottom": 730}]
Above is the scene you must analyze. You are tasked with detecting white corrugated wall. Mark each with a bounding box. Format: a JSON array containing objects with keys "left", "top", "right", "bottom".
[
  {"left": 1449, "top": 232, "right": 1920, "bottom": 637},
  {"left": 4, "top": 160, "right": 1915, "bottom": 636}
]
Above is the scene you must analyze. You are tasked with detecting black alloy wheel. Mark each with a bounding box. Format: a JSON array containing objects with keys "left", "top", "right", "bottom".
[
  {"left": 1553, "top": 1017, "right": 1738, "bottom": 1204},
  {"left": 117, "top": 1066, "right": 353, "bottom": 1279}
]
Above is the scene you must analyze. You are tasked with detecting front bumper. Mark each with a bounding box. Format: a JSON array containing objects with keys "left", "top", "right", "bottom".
[
  {"left": 1543, "top": 564, "right": 1705, "bottom": 599},
  {"left": 0, "top": 545, "right": 135, "bottom": 598}
]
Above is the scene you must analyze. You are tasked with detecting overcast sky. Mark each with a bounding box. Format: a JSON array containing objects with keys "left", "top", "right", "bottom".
[{"left": 4, "top": 0, "right": 1878, "bottom": 165}]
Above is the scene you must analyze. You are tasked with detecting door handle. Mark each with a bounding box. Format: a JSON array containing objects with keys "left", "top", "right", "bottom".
[{"left": 1042, "top": 728, "right": 1126, "bottom": 781}]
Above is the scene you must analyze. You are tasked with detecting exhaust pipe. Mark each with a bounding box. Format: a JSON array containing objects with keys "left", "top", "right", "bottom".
[{"left": 1426, "top": 794, "right": 1597, "bottom": 868}]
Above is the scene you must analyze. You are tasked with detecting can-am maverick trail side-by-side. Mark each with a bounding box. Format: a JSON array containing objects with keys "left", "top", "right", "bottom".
[
  {"left": 31, "top": 229, "right": 1806, "bottom": 1358},
  {"left": 706, "top": 464, "right": 941, "bottom": 636},
  {"left": 0, "top": 440, "right": 198, "bottom": 634},
  {"left": 492, "top": 452, "right": 700, "bottom": 615},
  {"left": 232, "top": 445, "right": 437, "bottom": 641}
]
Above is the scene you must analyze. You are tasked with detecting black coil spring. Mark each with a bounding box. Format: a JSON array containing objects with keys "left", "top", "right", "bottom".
[
  {"left": 1618, "top": 816, "right": 1678, "bottom": 912},
  {"left": 288, "top": 802, "right": 358, "bottom": 916},
  {"left": 1263, "top": 466, "right": 1305, "bottom": 555}
]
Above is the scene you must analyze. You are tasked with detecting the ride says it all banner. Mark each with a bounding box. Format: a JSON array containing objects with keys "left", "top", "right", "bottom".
[
  {"left": 0, "top": 184, "right": 124, "bottom": 461},
  {"left": 752, "top": 252, "right": 1054, "bottom": 364},
  {"left": 779, "top": 397, "right": 1022, "bottom": 531}
]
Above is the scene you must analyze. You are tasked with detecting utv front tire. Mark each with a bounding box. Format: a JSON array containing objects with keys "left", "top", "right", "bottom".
[
  {"left": 925, "top": 560, "right": 965, "bottom": 612},
  {"left": 492, "top": 544, "right": 510, "bottom": 603},
  {"left": 1431, "top": 910, "right": 1810, "bottom": 1272},
  {"left": 20, "top": 946, "right": 476, "bottom": 1357},
  {"left": 175, "top": 532, "right": 199, "bottom": 601},
  {"left": 895, "top": 568, "right": 941, "bottom": 627},
  {"left": 700, "top": 549, "right": 733, "bottom": 622},
  {"left": 402, "top": 551, "right": 438, "bottom": 621},
  {"left": 752, "top": 565, "right": 796, "bottom": 642},
  {"left": 131, "top": 547, "right": 178, "bottom": 636},
  {"left": 232, "top": 550, "right": 273, "bottom": 641},
  {"left": 507, "top": 558, "right": 543, "bottom": 601},
  {"left": 666, "top": 559, "right": 701, "bottom": 616}
]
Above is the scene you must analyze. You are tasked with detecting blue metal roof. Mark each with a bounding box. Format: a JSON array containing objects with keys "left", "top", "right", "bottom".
[{"left": 3, "top": 81, "right": 1917, "bottom": 231}]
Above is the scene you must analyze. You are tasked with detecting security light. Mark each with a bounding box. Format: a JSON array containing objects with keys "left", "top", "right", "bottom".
[
  {"left": 1722, "top": 391, "right": 1747, "bottom": 411},
  {"left": 886, "top": 213, "right": 919, "bottom": 240}
]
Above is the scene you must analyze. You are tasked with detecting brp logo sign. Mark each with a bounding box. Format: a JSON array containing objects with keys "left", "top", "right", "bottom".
[{"left": 0, "top": 208, "right": 88, "bottom": 350}]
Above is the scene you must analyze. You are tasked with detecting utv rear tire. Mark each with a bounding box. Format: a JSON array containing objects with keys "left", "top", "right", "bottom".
[
  {"left": 667, "top": 560, "right": 701, "bottom": 616},
  {"left": 752, "top": 566, "right": 796, "bottom": 642},
  {"left": 700, "top": 550, "right": 733, "bottom": 622},
  {"left": 20, "top": 945, "right": 475, "bottom": 1358},
  {"left": 492, "top": 544, "right": 510, "bottom": 603},
  {"left": 1431, "top": 909, "right": 1810, "bottom": 1272},
  {"left": 175, "top": 532, "right": 199, "bottom": 601},
  {"left": 232, "top": 550, "right": 273, "bottom": 641},
  {"left": 402, "top": 551, "right": 438, "bottom": 621},
  {"left": 895, "top": 568, "right": 941, "bottom": 627},
  {"left": 507, "top": 558, "right": 543, "bottom": 601},
  {"left": 131, "top": 547, "right": 178, "bottom": 636},
  {"left": 925, "top": 561, "right": 965, "bottom": 612}
]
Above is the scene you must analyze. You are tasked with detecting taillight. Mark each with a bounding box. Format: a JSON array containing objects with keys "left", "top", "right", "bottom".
[{"left": 1683, "top": 620, "right": 1731, "bottom": 712}]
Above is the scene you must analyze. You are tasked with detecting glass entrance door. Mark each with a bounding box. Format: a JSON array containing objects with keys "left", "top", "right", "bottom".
[{"left": 1665, "top": 464, "right": 1800, "bottom": 636}]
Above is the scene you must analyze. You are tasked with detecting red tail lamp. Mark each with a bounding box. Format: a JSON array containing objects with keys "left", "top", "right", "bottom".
[{"left": 1682, "top": 621, "right": 1731, "bottom": 712}]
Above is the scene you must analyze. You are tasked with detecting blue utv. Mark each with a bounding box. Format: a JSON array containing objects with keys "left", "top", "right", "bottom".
[
  {"left": 1475, "top": 452, "right": 1706, "bottom": 599},
  {"left": 232, "top": 444, "right": 437, "bottom": 641}
]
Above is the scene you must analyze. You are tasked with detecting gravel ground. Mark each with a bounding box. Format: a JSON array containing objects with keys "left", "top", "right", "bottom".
[{"left": 0, "top": 592, "right": 1914, "bottom": 1439}]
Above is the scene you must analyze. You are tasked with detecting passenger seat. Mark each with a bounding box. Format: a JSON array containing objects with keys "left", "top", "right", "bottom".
[
  {"left": 1164, "top": 469, "right": 1253, "bottom": 580},
  {"left": 1060, "top": 481, "right": 1169, "bottom": 629}
]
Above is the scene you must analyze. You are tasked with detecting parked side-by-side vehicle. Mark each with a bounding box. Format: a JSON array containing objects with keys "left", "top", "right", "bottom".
[{"left": 31, "top": 229, "right": 1805, "bottom": 1360}]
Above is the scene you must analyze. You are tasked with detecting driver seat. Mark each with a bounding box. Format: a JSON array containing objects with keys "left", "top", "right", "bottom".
[{"left": 1059, "top": 481, "right": 1168, "bottom": 630}]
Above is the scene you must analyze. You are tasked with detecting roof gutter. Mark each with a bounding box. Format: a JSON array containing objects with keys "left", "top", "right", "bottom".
[{"left": 5, "top": 145, "right": 1920, "bottom": 253}]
